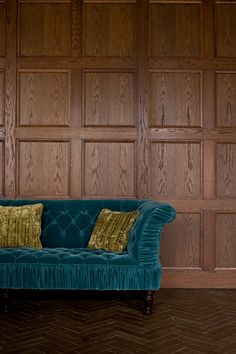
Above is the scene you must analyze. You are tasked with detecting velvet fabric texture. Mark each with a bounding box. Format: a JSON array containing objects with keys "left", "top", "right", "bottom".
[
  {"left": 88, "top": 208, "right": 140, "bottom": 252},
  {"left": 0, "top": 204, "right": 43, "bottom": 248},
  {"left": 0, "top": 248, "right": 162, "bottom": 290},
  {"left": 0, "top": 199, "right": 176, "bottom": 291}
]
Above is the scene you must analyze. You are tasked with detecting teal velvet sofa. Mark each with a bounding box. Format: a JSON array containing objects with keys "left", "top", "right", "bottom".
[{"left": 0, "top": 199, "right": 176, "bottom": 314}]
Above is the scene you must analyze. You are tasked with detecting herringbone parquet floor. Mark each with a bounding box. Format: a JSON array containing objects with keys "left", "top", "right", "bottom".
[{"left": 0, "top": 289, "right": 235, "bottom": 354}]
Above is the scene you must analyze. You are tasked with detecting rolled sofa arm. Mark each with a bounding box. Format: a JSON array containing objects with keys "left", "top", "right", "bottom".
[{"left": 127, "top": 201, "right": 176, "bottom": 266}]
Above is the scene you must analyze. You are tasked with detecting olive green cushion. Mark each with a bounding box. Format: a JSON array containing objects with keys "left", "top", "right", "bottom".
[
  {"left": 0, "top": 204, "right": 43, "bottom": 248},
  {"left": 88, "top": 208, "right": 140, "bottom": 252}
]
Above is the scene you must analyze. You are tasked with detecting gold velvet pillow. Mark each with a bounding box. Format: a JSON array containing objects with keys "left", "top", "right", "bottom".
[
  {"left": 0, "top": 204, "right": 44, "bottom": 248},
  {"left": 88, "top": 208, "right": 140, "bottom": 252}
]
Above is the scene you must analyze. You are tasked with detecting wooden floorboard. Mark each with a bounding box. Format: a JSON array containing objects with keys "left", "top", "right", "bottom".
[{"left": 0, "top": 289, "right": 236, "bottom": 354}]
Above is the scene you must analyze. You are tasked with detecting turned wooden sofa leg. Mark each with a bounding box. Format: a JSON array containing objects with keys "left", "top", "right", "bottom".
[
  {"left": 143, "top": 290, "right": 156, "bottom": 315},
  {"left": 1, "top": 289, "right": 9, "bottom": 313}
]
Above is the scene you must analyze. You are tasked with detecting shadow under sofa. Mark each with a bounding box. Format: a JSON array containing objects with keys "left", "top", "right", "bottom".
[{"left": 0, "top": 199, "right": 176, "bottom": 314}]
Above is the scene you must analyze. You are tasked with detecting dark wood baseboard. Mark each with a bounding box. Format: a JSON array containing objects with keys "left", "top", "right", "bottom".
[{"left": 162, "top": 269, "right": 236, "bottom": 288}]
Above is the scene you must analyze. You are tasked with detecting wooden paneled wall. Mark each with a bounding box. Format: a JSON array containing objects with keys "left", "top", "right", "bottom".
[{"left": 0, "top": 0, "right": 235, "bottom": 288}]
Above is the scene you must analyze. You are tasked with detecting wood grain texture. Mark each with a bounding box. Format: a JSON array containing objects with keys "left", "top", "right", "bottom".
[
  {"left": 215, "top": 4, "right": 236, "bottom": 57},
  {"left": 0, "top": 71, "right": 4, "bottom": 126},
  {"left": 84, "top": 141, "right": 135, "bottom": 197},
  {"left": 18, "top": 71, "right": 70, "bottom": 126},
  {"left": 216, "top": 213, "right": 236, "bottom": 269},
  {"left": 71, "top": 0, "right": 82, "bottom": 57},
  {"left": 1, "top": 289, "right": 236, "bottom": 352},
  {"left": 0, "top": 141, "right": 4, "bottom": 195},
  {"left": 0, "top": 4, "right": 5, "bottom": 56},
  {"left": 84, "top": 71, "right": 135, "bottom": 126},
  {"left": 203, "top": 210, "right": 215, "bottom": 272},
  {"left": 137, "top": 0, "right": 149, "bottom": 198},
  {"left": 19, "top": 0, "right": 71, "bottom": 2},
  {"left": 70, "top": 69, "right": 82, "bottom": 131},
  {"left": 216, "top": 73, "right": 236, "bottom": 127},
  {"left": 16, "top": 57, "right": 136, "bottom": 70},
  {"left": 203, "top": 70, "right": 215, "bottom": 129},
  {"left": 149, "top": 3, "right": 201, "bottom": 57},
  {"left": 216, "top": 143, "right": 236, "bottom": 197},
  {"left": 202, "top": 0, "right": 214, "bottom": 59},
  {"left": 142, "top": 198, "right": 236, "bottom": 213},
  {"left": 149, "top": 127, "right": 236, "bottom": 141},
  {"left": 70, "top": 138, "right": 82, "bottom": 198},
  {"left": 162, "top": 270, "right": 236, "bottom": 288},
  {"left": 5, "top": 0, "right": 16, "bottom": 198},
  {"left": 83, "top": 3, "right": 135, "bottom": 56},
  {"left": 161, "top": 213, "right": 201, "bottom": 269},
  {"left": 19, "top": 3, "right": 70, "bottom": 56},
  {"left": 18, "top": 141, "right": 70, "bottom": 197},
  {"left": 149, "top": 71, "right": 202, "bottom": 127},
  {"left": 0, "top": 0, "right": 235, "bottom": 287},
  {"left": 203, "top": 140, "right": 215, "bottom": 200},
  {"left": 150, "top": 142, "right": 201, "bottom": 198},
  {"left": 15, "top": 127, "right": 137, "bottom": 140}
]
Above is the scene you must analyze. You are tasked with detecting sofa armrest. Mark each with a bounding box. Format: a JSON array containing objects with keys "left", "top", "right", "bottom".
[{"left": 127, "top": 201, "right": 176, "bottom": 266}]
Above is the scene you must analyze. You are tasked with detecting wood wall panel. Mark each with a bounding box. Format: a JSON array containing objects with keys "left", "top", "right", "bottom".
[
  {"left": 149, "top": 71, "right": 202, "bottom": 127},
  {"left": 161, "top": 213, "right": 201, "bottom": 269},
  {"left": 84, "top": 141, "right": 135, "bottom": 197},
  {"left": 5, "top": 0, "right": 16, "bottom": 198},
  {"left": 215, "top": 3, "right": 236, "bottom": 58},
  {"left": 83, "top": 2, "right": 135, "bottom": 57},
  {"left": 149, "top": 2, "right": 201, "bottom": 57},
  {"left": 216, "top": 73, "right": 236, "bottom": 127},
  {"left": 83, "top": 71, "right": 135, "bottom": 127},
  {"left": 0, "top": 141, "right": 4, "bottom": 196},
  {"left": 150, "top": 142, "right": 201, "bottom": 198},
  {"left": 18, "top": 3, "right": 70, "bottom": 56},
  {"left": 216, "top": 213, "right": 236, "bottom": 269},
  {"left": 216, "top": 143, "right": 236, "bottom": 198},
  {"left": 0, "top": 0, "right": 235, "bottom": 287},
  {"left": 0, "top": 3, "right": 5, "bottom": 56},
  {"left": 18, "top": 71, "right": 70, "bottom": 126},
  {"left": 18, "top": 141, "right": 70, "bottom": 197},
  {"left": 0, "top": 71, "right": 4, "bottom": 126},
  {"left": 19, "top": 1, "right": 70, "bottom": 2}
]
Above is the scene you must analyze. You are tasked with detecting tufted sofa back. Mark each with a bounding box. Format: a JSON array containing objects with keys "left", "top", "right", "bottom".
[{"left": 0, "top": 199, "right": 144, "bottom": 248}]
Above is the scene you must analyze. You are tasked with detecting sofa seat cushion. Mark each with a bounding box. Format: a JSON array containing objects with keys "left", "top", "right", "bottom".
[
  {"left": 0, "top": 248, "right": 162, "bottom": 291},
  {"left": 0, "top": 247, "right": 138, "bottom": 266}
]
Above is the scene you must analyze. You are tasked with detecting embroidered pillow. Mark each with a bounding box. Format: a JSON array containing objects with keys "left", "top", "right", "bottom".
[
  {"left": 0, "top": 204, "right": 44, "bottom": 248},
  {"left": 88, "top": 208, "right": 140, "bottom": 252}
]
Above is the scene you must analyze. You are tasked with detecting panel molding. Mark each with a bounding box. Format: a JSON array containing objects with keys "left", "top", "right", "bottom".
[
  {"left": 0, "top": 140, "right": 5, "bottom": 196},
  {"left": 216, "top": 71, "right": 236, "bottom": 127},
  {"left": 216, "top": 212, "right": 236, "bottom": 269},
  {"left": 83, "top": 70, "right": 136, "bottom": 127},
  {"left": 0, "top": 70, "right": 4, "bottom": 126},
  {"left": 5, "top": 0, "right": 16, "bottom": 198},
  {"left": 0, "top": 3, "right": 6, "bottom": 57},
  {"left": 216, "top": 142, "right": 236, "bottom": 198},
  {"left": 148, "top": 127, "right": 236, "bottom": 141},
  {"left": 149, "top": 141, "right": 202, "bottom": 198},
  {"left": 149, "top": 70, "right": 203, "bottom": 127},
  {"left": 161, "top": 212, "right": 203, "bottom": 270},
  {"left": 137, "top": 0, "right": 149, "bottom": 198},
  {"left": 149, "top": 1, "right": 202, "bottom": 57},
  {"left": 83, "top": 140, "right": 136, "bottom": 198},
  {"left": 83, "top": 1, "right": 136, "bottom": 57},
  {"left": 18, "top": 2, "right": 71, "bottom": 57},
  {"left": 17, "top": 139, "right": 71, "bottom": 198},
  {"left": 17, "top": 69, "right": 71, "bottom": 127},
  {"left": 215, "top": 3, "right": 236, "bottom": 58}
]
